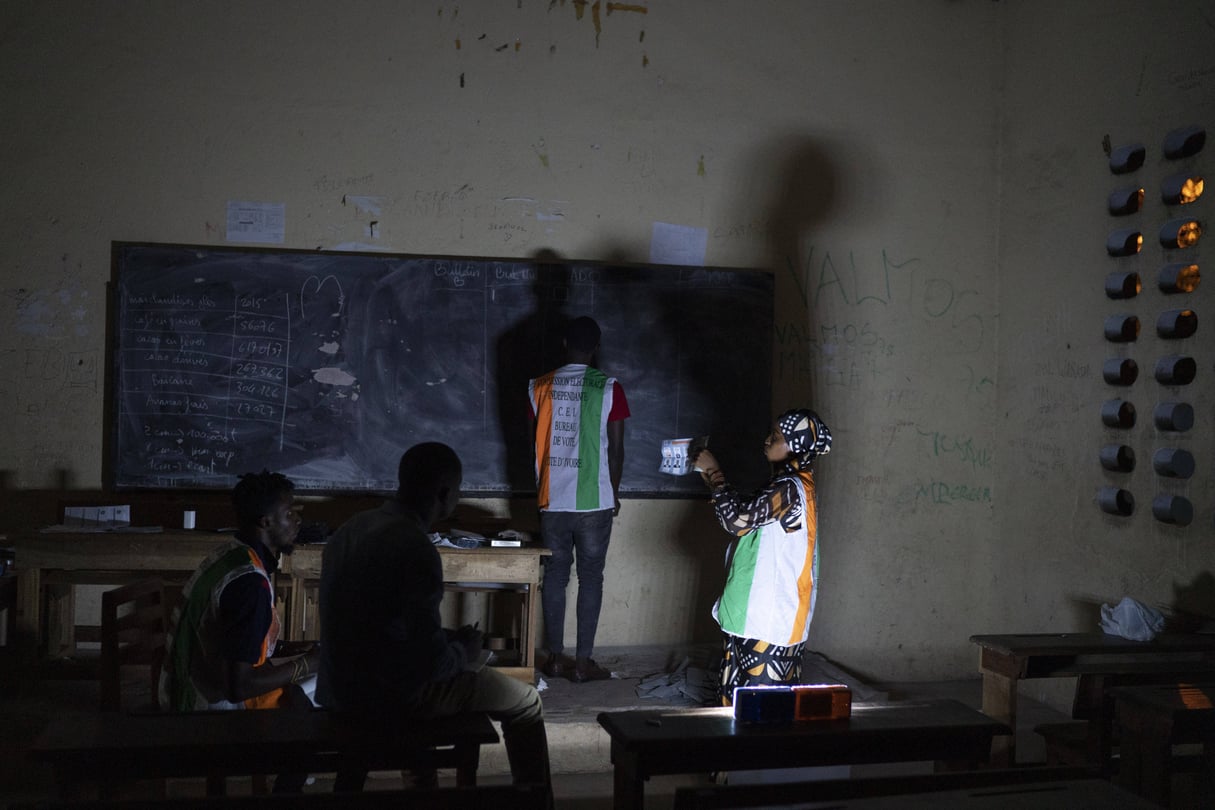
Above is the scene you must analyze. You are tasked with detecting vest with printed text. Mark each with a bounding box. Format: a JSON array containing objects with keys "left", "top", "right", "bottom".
[{"left": 529, "top": 363, "right": 617, "bottom": 512}]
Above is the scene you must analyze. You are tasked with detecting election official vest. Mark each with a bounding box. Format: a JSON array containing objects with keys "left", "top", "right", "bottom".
[
  {"left": 159, "top": 539, "right": 282, "bottom": 711},
  {"left": 713, "top": 468, "right": 819, "bottom": 646},
  {"left": 529, "top": 363, "right": 617, "bottom": 512}
]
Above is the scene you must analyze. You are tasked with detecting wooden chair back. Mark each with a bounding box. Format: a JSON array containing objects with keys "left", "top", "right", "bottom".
[{"left": 100, "top": 578, "right": 168, "bottom": 712}]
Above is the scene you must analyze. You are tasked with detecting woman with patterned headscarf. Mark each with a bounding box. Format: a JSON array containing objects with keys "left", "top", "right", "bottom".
[{"left": 691, "top": 408, "right": 833, "bottom": 705}]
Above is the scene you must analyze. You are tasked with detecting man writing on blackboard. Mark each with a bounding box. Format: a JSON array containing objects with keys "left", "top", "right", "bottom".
[{"left": 528, "top": 315, "right": 629, "bottom": 682}]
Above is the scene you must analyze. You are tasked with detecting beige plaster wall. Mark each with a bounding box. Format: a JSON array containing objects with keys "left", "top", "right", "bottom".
[
  {"left": 1, "top": 1, "right": 1209, "bottom": 682},
  {"left": 992, "top": 1, "right": 1214, "bottom": 703}
]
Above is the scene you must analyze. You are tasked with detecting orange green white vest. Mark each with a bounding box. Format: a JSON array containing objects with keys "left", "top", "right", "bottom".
[
  {"left": 529, "top": 363, "right": 617, "bottom": 512},
  {"left": 158, "top": 538, "right": 282, "bottom": 711},
  {"left": 714, "top": 469, "right": 819, "bottom": 646}
]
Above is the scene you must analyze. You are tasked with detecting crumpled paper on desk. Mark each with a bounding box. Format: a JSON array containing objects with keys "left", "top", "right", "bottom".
[
  {"left": 429, "top": 531, "right": 483, "bottom": 549},
  {"left": 1100, "top": 596, "right": 1165, "bottom": 641}
]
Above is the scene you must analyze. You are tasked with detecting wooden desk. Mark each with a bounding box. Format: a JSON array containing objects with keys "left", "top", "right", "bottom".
[
  {"left": 13, "top": 532, "right": 549, "bottom": 681},
  {"left": 969, "top": 632, "right": 1215, "bottom": 765},
  {"left": 15, "top": 532, "right": 217, "bottom": 656},
  {"left": 290, "top": 544, "right": 550, "bottom": 681},
  {"left": 597, "top": 699, "right": 1008, "bottom": 810},
  {"left": 1112, "top": 682, "right": 1215, "bottom": 806}
]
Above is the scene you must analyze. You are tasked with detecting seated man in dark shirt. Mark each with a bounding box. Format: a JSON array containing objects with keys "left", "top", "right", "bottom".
[
  {"left": 317, "top": 442, "right": 553, "bottom": 806},
  {"left": 159, "top": 470, "right": 319, "bottom": 790}
]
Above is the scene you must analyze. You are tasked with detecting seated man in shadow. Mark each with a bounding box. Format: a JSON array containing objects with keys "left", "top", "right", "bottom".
[
  {"left": 317, "top": 442, "right": 553, "bottom": 806},
  {"left": 158, "top": 470, "right": 319, "bottom": 793}
]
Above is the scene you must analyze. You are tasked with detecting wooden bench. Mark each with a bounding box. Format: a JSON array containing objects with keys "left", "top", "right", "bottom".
[
  {"left": 13, "top": 784, "right": 547, "bottom": 809},
  {"left": 597, "top": 699, "right": 1008, "bottom": 810},
  {"left": 30, "top": 708, "right": 498, "bottom": 800},
  {"left": 669, "top": 766, "right": 1153, "bottom": 809},
  {"left": 1032, "top": 662, "right": 1215, "bottom": 770},
  {"left": 1112, "top": 682, "right": 1215, "bottom": 807},
  {"left": 969, "top": 632, "right": 1215, "bottom": 765}
]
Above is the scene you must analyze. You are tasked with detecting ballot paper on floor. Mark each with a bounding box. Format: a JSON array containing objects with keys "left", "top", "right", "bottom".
[{"left": 659, "top": 436, "right": 709, "bottom": 475}]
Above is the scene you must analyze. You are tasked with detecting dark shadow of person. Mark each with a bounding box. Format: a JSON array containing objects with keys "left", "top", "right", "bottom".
[
  {"left": 764, "top": 135, "right": 840, "bottom": 408},
  {"left": 674, "top": 135, "right": 842, "bottom": 655},
  {"left": 493, "top": 249, "right": 571, "bottom": 498},
  {"left": 1168, "top": 572, "right": 1215, "bottom": 632}
]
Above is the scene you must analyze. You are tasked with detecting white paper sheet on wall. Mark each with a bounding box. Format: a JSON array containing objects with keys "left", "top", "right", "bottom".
[
  {"left": 650, "top": 222, "right": 707, "bottom": 266},
  {"left": 226, "top": 200, "right": 285, "bottom": 244}
]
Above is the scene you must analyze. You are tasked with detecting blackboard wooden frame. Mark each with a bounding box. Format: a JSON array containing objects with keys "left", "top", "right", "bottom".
[{"left": 106, "top": 242, "right": 774, "bottom": 497}]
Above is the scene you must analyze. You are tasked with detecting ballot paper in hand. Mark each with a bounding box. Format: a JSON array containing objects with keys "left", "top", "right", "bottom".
[{"left": 659, "top": 436, "right": 709, "bottom": 475}]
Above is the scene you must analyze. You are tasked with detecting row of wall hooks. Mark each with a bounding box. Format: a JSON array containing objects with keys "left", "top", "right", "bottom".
[{"left": 1097, "top": 124, "right": 1205, "bottom": 526}]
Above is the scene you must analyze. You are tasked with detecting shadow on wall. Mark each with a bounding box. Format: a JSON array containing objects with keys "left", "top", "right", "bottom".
[
  {"left": 1066, "top": 595, "right": 1105, "bottom": 634},
  {"left": 494, "top": 248, "right": 573, "bottom": 498},
  {"left": 760, "top": 132, "right": 846, "bottom": 412},
  {"left": 1066, "top": 574, "right": 1215, "bottom": 635},
  {"left": 1169, "top": 572, "right": 1215, "bottom": 632},
  {"left": 674, "top": 506, "right": 732, "bottom": 644},
  {"left": 765, "top": 135, "right": 843, "bottom": 268},
  {"left": 676, "top": 135, "right": 843, "bottom": 645}
]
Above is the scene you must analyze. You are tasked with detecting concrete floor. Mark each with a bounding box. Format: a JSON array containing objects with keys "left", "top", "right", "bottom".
[{"left": 0, "top": 643, "right": 1071, "bottom": 809}]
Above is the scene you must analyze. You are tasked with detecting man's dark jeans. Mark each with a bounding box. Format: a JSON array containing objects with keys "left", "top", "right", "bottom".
[{"left": 539, "top": 508, "right": 614, "bottom": 660}]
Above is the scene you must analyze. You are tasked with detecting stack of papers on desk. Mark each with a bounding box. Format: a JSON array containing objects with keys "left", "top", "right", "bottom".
[{"left": 42, "top": 504, "right": 161, "bottom": 533}]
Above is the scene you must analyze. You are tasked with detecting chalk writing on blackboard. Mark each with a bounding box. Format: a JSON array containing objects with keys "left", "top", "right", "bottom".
[{"left": 110, "top": 242, "right": 774, "bottom": 496}]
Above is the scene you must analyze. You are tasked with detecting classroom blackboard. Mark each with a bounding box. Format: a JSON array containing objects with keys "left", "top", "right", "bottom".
[{"left": 108, "top": 242, "right": 774, "bottom": 497}]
